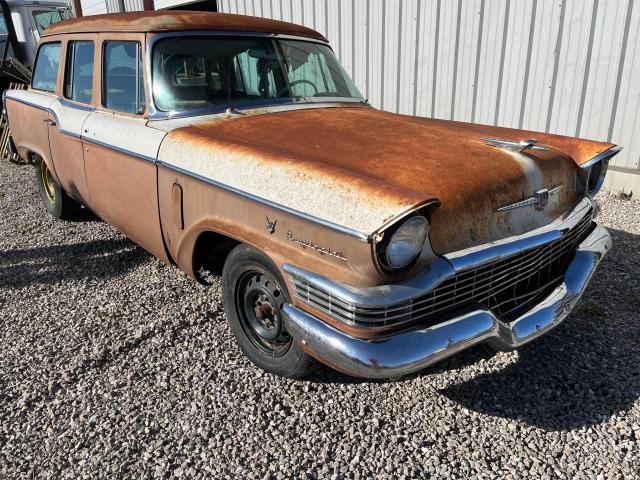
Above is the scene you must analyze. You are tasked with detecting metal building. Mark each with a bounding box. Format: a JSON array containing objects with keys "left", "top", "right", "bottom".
[{"left": 79, "top": 0, "right": 640, "bottom": 193}]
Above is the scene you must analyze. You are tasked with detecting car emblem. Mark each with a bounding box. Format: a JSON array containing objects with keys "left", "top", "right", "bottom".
[
  {"left": 265, "top": 216, "right": 277, "bottom": 234},
  {"left": 483, "top": 137, "right": 549, "bottom": 153},
  {"left": 495, "top": 186, "right": 562, "bottom": 212}
]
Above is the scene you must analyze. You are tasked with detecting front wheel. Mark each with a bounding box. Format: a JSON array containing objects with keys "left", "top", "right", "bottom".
[
  {"left": 35, "top": 156, "right": 81, "bottom": 219},
  {"left": 222, "top": 244, "right": 316, "bottom": 378}
]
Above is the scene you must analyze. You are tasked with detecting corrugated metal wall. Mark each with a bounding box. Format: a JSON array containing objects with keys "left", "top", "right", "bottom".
[
  {"left": 216, "top": 0, "right": 640, "bottom": 187},
  {"left": 104, "top": 0, "right": 144, "bottom": 13}
]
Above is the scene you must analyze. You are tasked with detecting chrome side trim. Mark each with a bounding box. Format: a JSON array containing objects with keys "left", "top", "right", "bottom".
[
  {"left": 84, "top": 136, "right": 156, "bottom": 164},
  {"left": 5, "top": 94, "right": 80, "bottom": 139},
  {"left": 283, "top": 224, "right": 611, "bottom": 379},
  {"left": 59, "top": 97, "right": 96, "bottom": 112},
  {"left": 157, "top": 160, "right": 370, "bottom": 241},
  {"left": 284, "top": 196, "right": 594, "bottom": 308}
]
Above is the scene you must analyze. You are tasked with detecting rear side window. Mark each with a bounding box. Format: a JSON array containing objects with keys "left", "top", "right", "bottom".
[
  {"left": 64, "top": 41, "right": 94, "bottom": 104},
  {"left": 32, "top": 42, "right": 61, "bottom": 92},
  {"left": 103, "top": 41, "right": 145, "bottom": 114}
]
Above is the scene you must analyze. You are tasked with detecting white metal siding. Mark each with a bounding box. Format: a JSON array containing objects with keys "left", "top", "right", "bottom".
[
  {"left": 218, "top": 0, "right": 640, "bottom": 183},
  {"left": 80, "top": 0, "right": 108, "bottom": 15}
]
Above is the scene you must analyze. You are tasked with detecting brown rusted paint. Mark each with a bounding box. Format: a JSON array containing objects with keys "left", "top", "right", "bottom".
[
  {"left": 48, "top": 126, "right": 90, "bottom": 205},
  {"left": 43, "top": 11, "right": 327, "bottom": 42},
  {"left": 7, "top": 99, "right": 58, "bottom": 178},
  {"left": 157, "top": 166, "right": 381, "bottom": 287},
  {"left": 84, "top": 142, "right": 171, "bottom": 264},
  {"left": 165, "top": 106, "right": 609, "bottom": 253}
]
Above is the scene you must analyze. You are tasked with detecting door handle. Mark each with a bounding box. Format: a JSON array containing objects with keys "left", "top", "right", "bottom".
[{"left": 43, "top": 118, "right": 56, "bottom": 126}]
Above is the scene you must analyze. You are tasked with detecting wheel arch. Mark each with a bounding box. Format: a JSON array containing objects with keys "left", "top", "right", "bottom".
[{"left": 189, "top": 228, "right": 241, "bottom": 285}]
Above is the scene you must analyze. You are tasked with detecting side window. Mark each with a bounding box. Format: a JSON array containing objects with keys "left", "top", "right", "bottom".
[
  {"left": 32, "top": 42, "right": 61, "bottom": 92},
  {"left": 64, "top": 41, "right": 94, "bottom": 104},
  {"left": 103, "top": 41, "right": 146, "bottom": 114}
]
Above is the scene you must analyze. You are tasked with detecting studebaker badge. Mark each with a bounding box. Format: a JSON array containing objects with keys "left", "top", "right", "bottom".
[{"left": 495, "top": 185, "right": 563, "bottom": 212}]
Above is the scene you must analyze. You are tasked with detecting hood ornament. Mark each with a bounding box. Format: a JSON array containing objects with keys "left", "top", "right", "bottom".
[
  {"left": 495, "top": 186, "right": 563, "bottom": 212},
  {"left": 483, "top": 138, "right": 549, "bottom": 153}
]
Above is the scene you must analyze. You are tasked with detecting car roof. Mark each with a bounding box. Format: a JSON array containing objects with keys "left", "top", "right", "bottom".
[{"left": 42, "top": 11, "right": 328, "bottom": 42}]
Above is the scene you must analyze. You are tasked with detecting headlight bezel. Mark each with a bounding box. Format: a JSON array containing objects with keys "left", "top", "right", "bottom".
[
  {"left": 376, "top": 214, "right": 430, "bottom": 273},
  {"left": 578, "top": 146, "right": 621, "bottom": 198}
]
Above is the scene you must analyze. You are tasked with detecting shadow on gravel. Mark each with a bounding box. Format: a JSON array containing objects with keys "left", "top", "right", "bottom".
[
  {"left": 0, "top": 238, "right": 149, "bottom": 289},
  {"left": 67, "top": 207, "right": 102, "bottom": 223},
  {"left": 440, "top": 227, "right": 640, "bottom": 431}
]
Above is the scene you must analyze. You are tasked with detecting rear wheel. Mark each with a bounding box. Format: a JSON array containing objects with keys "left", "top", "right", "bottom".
[
  {"left": 222, "top": 244, "right": 316, "bottom": 378},
  {"left": 35, "top": 156, "right": 81, "bottom": 219}
]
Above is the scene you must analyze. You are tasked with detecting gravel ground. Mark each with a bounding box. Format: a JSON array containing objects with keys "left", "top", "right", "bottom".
[{"left": 0, "top": 159, "right": 639, "bottom": 479}]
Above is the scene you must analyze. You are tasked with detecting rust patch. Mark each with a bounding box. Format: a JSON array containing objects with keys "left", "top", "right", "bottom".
[
  {"left": 163, "top": 106, "right": 608, "bottom": 253},
  {"left": 43, "top": 11, "right": 327, "bottom": 41}
]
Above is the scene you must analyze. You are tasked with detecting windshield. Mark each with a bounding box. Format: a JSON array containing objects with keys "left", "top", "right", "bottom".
[{"left": 152, "top": 36, "right": 362, "bottom": 112}]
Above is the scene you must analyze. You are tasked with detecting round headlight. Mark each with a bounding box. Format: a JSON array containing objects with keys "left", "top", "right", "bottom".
[{"left": 384, "top": 216, "right": 429, "bottom": 269}]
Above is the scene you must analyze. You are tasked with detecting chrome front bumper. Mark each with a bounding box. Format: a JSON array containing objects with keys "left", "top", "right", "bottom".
[{"left": 282, "top": 223, "right": 611, "bottom": 379}]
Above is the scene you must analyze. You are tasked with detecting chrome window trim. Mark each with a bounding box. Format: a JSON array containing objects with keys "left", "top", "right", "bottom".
[
  {"left": 63, "top": 40, "right": 96, "bottom": 107},
  {"left": 102, "top": 40, "right": 146, "bottom": 115},
  {"left": 284, "top": 196, "right": 595, "bottom": 309},
  {"left": 31, "top": 41, "right": 62, "bottom": 94},
  {"left": 144, "top": 30, "right": 364, "bottom": 120}
]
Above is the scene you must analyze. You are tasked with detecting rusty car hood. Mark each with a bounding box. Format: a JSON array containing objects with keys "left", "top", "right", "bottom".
[{"left": 158, "top": 106, "right": 615, "bottom": 253}]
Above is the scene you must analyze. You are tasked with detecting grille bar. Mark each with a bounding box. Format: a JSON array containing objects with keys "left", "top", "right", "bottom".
[{"left": 293, "top": 209, "right": 594, "bottom": 328}]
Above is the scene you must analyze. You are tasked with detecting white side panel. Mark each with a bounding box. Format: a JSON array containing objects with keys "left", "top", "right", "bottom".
[
  {"left": 82, "top": 112, "right": 166, "bottom": 161},
  {"left": 49, "top": 100, "right": 92, "bottom": 136},
  {"left": 5, "top": 89, "right": 57, "bottom": 110}
]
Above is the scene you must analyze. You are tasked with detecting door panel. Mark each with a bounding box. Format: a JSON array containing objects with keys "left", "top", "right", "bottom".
[
  {"left": 82, "top": 111, "right": 169, "bottom": 263},
  {"left": 48, "top": 99, "right": 92, "bottom": 205},
  {"left": 4, "top": 90, "right": 57, "bottom": 177}
]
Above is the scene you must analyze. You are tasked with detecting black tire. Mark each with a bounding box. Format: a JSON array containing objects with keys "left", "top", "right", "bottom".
[
  {"left": 222, "top": 244, "right": 317, "bottom": 378},
  {"left": 35, "top": 156, "right": 81, "bottom": 220}
]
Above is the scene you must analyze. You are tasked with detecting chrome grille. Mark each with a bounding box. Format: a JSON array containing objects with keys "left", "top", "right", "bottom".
[{"left": 292, "top": 210, "right": 594, "bottom": 328}]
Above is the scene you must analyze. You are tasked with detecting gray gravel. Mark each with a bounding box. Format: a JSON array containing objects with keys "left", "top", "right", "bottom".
[{"left": 1, "top": 158, "right": 639, "bottom": 479}]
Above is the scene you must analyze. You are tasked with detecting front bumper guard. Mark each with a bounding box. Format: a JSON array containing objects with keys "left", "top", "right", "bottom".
[{"left": 283, "top": 224, "right": 611, "bottom": 379}]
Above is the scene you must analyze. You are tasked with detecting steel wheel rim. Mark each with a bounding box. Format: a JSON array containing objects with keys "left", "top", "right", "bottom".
[
  {"left": 40, "top": 161, "right": 56, "bottom": 204},
  {"left": 235, "top": 270, "right": 291, "bottom": 357}
]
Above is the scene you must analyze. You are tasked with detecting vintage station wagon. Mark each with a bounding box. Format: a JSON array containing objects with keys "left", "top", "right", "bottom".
[{"left": 4, "top": 12, "right": 620, "bottom": 378}]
